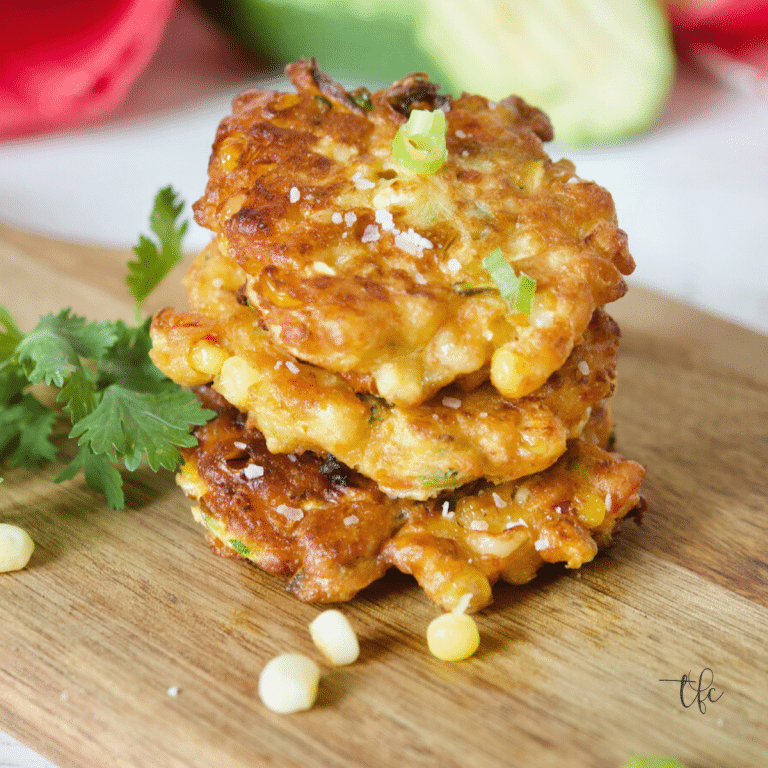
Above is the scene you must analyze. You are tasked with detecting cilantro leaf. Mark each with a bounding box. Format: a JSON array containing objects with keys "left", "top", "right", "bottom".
[
  {"left": 0, "top": 360, "right": 28, "bottom": 405},
  {"left": 56, "top": 448, "right": 124, "bottom": 510},
  {"left": 15, "top": 310, "right": 117, "bottom": 387},
  {"left": 69, "top": 385, "right": 214, "bottom": 472},
  {"left": 96, "top": 318, "right": 168, "bottom": 392},
  {"left": 0, "top": 394, "right": 59, "bottom": 467},
  {"left": 1, "top": 186, "right": 214, "bottom": 510},
  {"left": 126, "top": 186, "right": 188, "bottom": 315},
  {"left": 57, "top": 371, "right": 98, "bottom": 423},
  {"left": 0, "top": 305, "right": 23, "bottom": 363}
]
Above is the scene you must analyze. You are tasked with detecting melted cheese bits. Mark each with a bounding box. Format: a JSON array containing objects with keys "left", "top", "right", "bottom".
[
  {"left": 309, "top": 609, "right": 360, "bottom": 666},
  {"left": 0, "top": 524, "right": 35, "bottom": 572},
  {"left": 258, "top": 653, "right": 320, "bottom": 714}
]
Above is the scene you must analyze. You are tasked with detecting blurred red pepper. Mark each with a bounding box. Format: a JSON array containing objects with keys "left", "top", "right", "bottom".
[
  {"left": 667, "top": 0, "right": 768, "bottom": 96},
  {"left": 0, "top": 0, "right": 176, "bottom": 138}
]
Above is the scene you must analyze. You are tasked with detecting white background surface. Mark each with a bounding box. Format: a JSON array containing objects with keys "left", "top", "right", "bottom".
[{"left": 2, "top": 4, "right": 768, "bottom": 768}]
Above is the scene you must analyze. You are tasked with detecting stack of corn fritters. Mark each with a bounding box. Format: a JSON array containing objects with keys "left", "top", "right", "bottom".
[{"left": 150, "top": 60, "right": 646, "bottom": 613}]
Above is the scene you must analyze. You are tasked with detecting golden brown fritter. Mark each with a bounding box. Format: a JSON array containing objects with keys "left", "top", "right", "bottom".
[
  {"left": 192, "top": 59, "right": 634, "bottom": 407},
  {"left": 178, "top": 390, "right": 645, "bottom": 612},
  {"left": 151, "top": 242, "right": 621, "bottom": 499}
]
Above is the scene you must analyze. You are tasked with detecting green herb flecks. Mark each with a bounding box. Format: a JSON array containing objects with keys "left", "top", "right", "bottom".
[
  {"left": 0, "top": 186, "right": 214, "bottom": 508},
  {"left": 228, "top": 539, "right": 251, "bottom": 557},
  {"left": 347, "top": 87, "right": 374, "bottom": 111},
  {"left": 421, "top": 468, "right": 460, "bottom": 489},
  {"left": 452, "top": 280, "right": 496, "bottom": 297}
]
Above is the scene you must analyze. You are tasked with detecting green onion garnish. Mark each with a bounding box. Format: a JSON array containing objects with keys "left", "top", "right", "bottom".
[
  {"left": 391, "top": 109, "right": 447, "bottom": 175},
  {"left": 482, "top": 247, "right": 536, "bottom": 315}
]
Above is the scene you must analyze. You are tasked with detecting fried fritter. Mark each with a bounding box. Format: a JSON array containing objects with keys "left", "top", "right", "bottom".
[
  {"left": 178, "top": 389, "right": 645, "bottom": 612},
  {"left": 151, "top": 242, "right": 621, "bottom": 499},
  {"left": 192, "top": 60, "right": 634, "bottom": 407}
]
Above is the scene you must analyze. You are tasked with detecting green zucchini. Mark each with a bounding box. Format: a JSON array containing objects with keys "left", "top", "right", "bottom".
[{"left": 199, "top": 0, "right": 675, "bottom": 145}]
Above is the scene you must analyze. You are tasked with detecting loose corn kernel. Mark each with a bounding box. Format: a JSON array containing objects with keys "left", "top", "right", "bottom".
[
  {"left": 427, "top": 595, "right": 480, "bottom": 661},
  {"left": 189, "top": 340, "right": 229, "bottom": 376},
  {"left": 258, "top": 653, "right": 320, "bottom": 714},
  {"left": 0, "top": 524, "right": 35, "bottom": 572},
  {"left": 309, "top": 609, "right": 360, "bottom": 666}
]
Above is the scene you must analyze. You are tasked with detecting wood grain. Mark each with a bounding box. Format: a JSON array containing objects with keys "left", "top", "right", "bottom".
[{"left": 1, "top": 228, "right": 767, "bottom": 768}]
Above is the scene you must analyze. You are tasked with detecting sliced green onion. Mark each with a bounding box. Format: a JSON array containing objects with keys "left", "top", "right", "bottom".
[
  {"left": 482, "top": 247, "right": 536, "bottom": 315},
  {"left": 391, "top": 109, "right": 447, "bottom": 175},
  {"left": 515, "top": 274, "right": 537, "bottom": 314}
]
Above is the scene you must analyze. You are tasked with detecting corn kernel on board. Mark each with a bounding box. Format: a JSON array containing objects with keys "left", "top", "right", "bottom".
[{"left": 1, "top": 225, "right": 767, "bottom": 768}]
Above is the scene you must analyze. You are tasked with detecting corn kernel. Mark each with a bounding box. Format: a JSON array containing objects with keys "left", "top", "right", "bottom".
[
  {"left": 491, "top": 346, "right": 528, "bottom": 398},
  {"left": 258, "top": 271, "right": 304, "bottom": 308},
  {"left": 218, "top": 136, "right": 246, "bottom": 171},
  {"left": 309, "top": 609, "right": 359, "bottom": 666},
  {"left": 576, "top": 491, "right": 606, "bottom": 527},
  {"left": 219, "top": 192, "right": 247, "bottom": 220},
  {"left": 258, "top": 653, "right": 320, "bottom": 714},
  {"left": 0, "top": 524, "right": 35, "bottom": 572},
  {"left": 427, "top": 612, "right": 480, "bottom": 661},
  {"left": 214, "top": 355, "right": 258, "bottom": 410},
  {"left": 189, "top": 340, "right": 229, "bottom": 376}
]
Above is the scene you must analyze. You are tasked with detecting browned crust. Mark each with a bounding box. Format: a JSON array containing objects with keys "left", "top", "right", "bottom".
[
  {"left": 190, "top": 60, "right": 634, "bottom": 406},
  {"left": 181, "top": 391, "right": 645, "bottom": 612}
]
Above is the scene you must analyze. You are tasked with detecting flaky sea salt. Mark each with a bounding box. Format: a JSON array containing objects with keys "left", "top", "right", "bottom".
[
  {"left": 361, "top": 224, "right": 380, "bottom": 243},
  {"left": 492, "top": 492, "right": 507, "bottom": 508},
  {"left": 469, "top": 520, "right": 489, "bottom": 531},
  {"left": 344, "top": 211, "right": 357, "bottom": 227},
  {"left": 285, "top": 360, "right": 300, "bottom": 374},
  {"left": 276, "top": 504, "right": 304, "bottom": 522},
  {"left": 394, "top": 227, "right": 433, "bottom": 256},
  {"left": 374, "top": 208, "right": 396, "bottom": 231},
  {"left": 289, "top": 186, "right": 300, "bottom": 203},
  {"left": 331, "top": 212, "right": 343, "bottom": 224},
  {"left": 442, "top": 396, "right": 462, "bottom": 409},
  {"left": 578, "top": 360, "right": 590, "bottom": 376},
  {"left": 343, "top": 515, "right": 359, "bottom": 526},
  {"left": 446, "top": 257, "right": 462, "bottom": 274},
  {"left": 352, "top": 172, "right": 375, "bottom": 190},
  {"left": 244, "top": 464, "right": 264, "bottom": 480}
]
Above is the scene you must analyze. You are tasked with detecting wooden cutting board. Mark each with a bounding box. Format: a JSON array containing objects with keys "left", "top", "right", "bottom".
[{"left": 1, "top": 225, "right": 767, "bottom": 768}]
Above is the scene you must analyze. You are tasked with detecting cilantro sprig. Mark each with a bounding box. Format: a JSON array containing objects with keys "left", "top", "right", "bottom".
[{"left": 0, "top": 186, "right": 214, "bottom": 509}]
